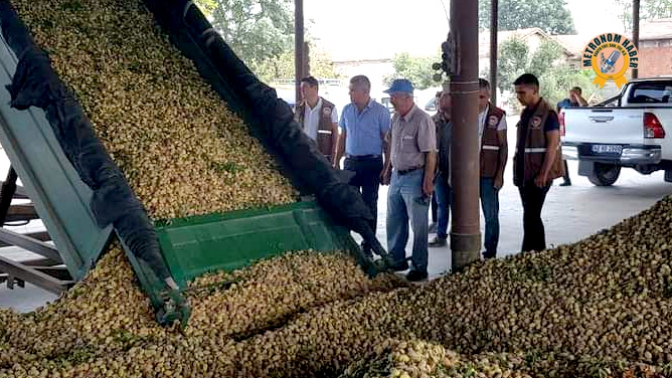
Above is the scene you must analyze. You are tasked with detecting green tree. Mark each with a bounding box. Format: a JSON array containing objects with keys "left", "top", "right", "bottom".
[
  {"left": 488, "top": 37, "right": 598, "bottom": 109},
  {"left": 385, "top": 53, "right": 437, "bottom": 90},
  {"left": 194, "top": 0, "right": 293, "bottom": 69},
  {"left": 493, "top": 37, "right": 529, "bottom": 95},
  {"left": 478, "top": 0, "right": 576, "bottom": 34},
  {"left": 252, "top": 40, "right": 342, "bottom": 83},
  {"left": 615, "top": 0, "right": 672, "bottom": 33}
]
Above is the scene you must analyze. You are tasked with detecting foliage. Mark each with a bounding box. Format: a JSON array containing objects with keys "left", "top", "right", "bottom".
[
  {"left": 194, "top": 1, "right": 339, "bottom": 82},
  {"left": 485, "top": 37, "right": 599, "bottom": 111},
  {"left": 615, "top": 0, "right": 672, "bottom": 33},
  {"left": 478, "top": 0, "right": 576, "bottom": 34},
  {"left": 384, "top": 53, "right": 438, "bottom": 91},
  {"left": 194, "top": 0, "right": 293, "bottom": 70},
  {"left": 250, "top": 41, "right": 341, "bottom": 83}
]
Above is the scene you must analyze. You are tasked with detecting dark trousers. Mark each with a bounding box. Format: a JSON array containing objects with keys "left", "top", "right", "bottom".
[
  {"left": 562, "top": 160, "right": 571, "bottom": 184},
  {"left": 434, "top": 172, "right": 452, "bottom": 239},
  {"left": 518, "top": 182, "right": 551, "bottom": 252},
  {"left": 480, "top": 177, "right": 500, "bottom": 255},
  {"left": 344, "top": 156, "right": 383, "bottom": 249},
  {"left": 430, "top": 194, "right": 438, "bottom": 223}
]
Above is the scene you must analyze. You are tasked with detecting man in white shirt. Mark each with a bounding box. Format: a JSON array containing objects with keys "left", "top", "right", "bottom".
[
  {"left": 477, "top": 78, "right": 508, "bottom": 260},
  {"left": 295, "top": 76, "right": 339, "bottom": 162}
]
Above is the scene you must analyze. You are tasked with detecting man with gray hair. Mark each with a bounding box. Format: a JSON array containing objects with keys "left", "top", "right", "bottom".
[
  {"left": 381, "top": 79, "right": 437, "bottom": 282},
  {"left": 335, "top": 75, "right": 391, "bottom": 256}
]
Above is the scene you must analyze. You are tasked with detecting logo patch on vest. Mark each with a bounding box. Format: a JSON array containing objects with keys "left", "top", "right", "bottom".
[
  {"left": 488, "top": 115, "right": 499, "bottom": 129},
  {"left": 322, "top": 107, "right": 332, "bottom": 116},
  {"left": 531, "top": 116, "right": 542, "bottom": 129}
]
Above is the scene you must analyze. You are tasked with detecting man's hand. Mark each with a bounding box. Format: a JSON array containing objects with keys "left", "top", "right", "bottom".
[
  {"left": 380, "top": 166, "right": 391, "bottom": 186},
  {"left": 422, "top": 177, "right": 434, "bottom": 197},
  {"left": 494, "top": 175, "right": 504, "bottom": 190},
  {"left": 332, "top": 158, "right": 340, "bottom": 170},
  {"left": 535, "top": 171, "right": 550, "bottom": 187}
]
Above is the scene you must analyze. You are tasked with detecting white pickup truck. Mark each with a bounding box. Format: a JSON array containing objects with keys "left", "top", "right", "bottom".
[{"left": 561, "top": 78, "right": 672, "bottom": 186}]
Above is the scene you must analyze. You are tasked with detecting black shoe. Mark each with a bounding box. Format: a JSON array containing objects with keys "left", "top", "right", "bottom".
[
  {"left": 388, "top": 260, "right": 409, "bottom": 272},
  {"left": 559, "top": 181, "right": 571, "bottom": 187},
  {"left": 428, "top": 236, "right": 447, "bottom": 247},
  {"left": 360, "top": 242, "right": 375, "bottom": 257},
  {"left": 406, "top": 269, "right": 428, "bottom": 282},
  {"left": 428, "top": 222, "right": 438, "bottom": 234},
  {"left": 482, "top": 251, "right": 496, "bottom": 260}
]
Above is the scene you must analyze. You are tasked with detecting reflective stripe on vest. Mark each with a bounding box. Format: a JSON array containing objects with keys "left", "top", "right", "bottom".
[
  {"left": 317, "top": 130, "right": 332, "bottom": 134},
  {"left": 482, "top": 145, "right": 500, "bottom": 151},
  {"left": 516, "top": 146, "right": 561, "bottom": 153}
]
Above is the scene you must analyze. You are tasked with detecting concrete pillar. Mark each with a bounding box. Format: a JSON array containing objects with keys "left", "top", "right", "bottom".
[
  {"left": 489, "top": 0, "right": 498, "bottom": 105},
  {"left": 449, "top": 0, "right": 481, "bottom": 272}
]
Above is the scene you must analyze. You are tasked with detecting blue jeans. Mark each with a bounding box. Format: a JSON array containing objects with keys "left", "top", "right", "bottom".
[
  {"left": 434, "top": 172, "right": 452, "bottom": 239},
  {"left": 480, "top": 177, "right": 500, "bottom": 255},
  {"left": 387, "top": 169, "right": 429, "bottom": 272}
]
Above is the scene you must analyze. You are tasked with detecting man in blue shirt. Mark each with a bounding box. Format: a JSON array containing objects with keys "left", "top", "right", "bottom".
[
  {"left": 334, "top": 75, "right": 391, "bottom": 255},
  {"left": 556, "top": 86, "right": 588, "bottom": 186}
]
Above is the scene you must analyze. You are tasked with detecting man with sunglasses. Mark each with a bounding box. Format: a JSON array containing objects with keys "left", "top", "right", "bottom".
[{"left": 477, "top": 78, "right": 508, "bottom": 260}]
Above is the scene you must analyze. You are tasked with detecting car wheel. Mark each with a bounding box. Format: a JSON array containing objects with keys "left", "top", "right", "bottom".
[{"left": 588, "top": 163, "right": 621, "bottom": 186}]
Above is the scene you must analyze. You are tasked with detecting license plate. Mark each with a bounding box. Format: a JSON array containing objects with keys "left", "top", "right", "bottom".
[{"left": 591, "top": 144, "right": 622, "bottom": 155}]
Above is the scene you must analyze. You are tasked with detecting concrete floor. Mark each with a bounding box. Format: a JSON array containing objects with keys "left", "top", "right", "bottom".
[
  {"left": 357, "top": 118, "right": 672, "bottom": 279},
  {"left": 1, "top": 118, "right": 671, "bottom": 312}
]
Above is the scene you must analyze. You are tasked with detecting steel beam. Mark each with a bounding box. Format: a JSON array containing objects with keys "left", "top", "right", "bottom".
[
  {"left": 5, "top": 203, "right": 39, "bottom": 223},
  {"left": 0, "top": 255, "right": 71, "bottom": 294},
  {"left": 632, "top": 0, "right": 640, "bottom": 79},
  {"left": 0, "top": 227, "right": 61, "bottom": 263},
  {"left": 294, "top": 0, "right": 305, "bottom": 105},
  {"left": 450, "top": 0, "right": 481, "bottom": 271},
  {"left": 0, "top": 230, "right": 51, "bottom": 248},
  {"left": 489, "top": 0, "right": 498, "bottom": 105}
]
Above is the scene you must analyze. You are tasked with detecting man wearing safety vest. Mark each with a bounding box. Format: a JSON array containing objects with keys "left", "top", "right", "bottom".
[
  {"left": 295, "top": 76, "right": 339, "bottom": 162},
  {"left": 512, "top": 74, "right": 565, "bottom": 253},
  {"left": 477, "top": 79, "right": 507, "bottom": 260}
]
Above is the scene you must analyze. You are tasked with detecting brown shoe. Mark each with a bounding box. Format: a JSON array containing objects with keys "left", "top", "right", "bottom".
[{"left": 429, "top": 236, "right": 447, "bottom": 247}]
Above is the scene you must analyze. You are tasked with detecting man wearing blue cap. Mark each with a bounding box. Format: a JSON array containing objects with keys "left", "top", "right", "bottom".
[{"left": 381, "top": 78, "right": 437, "bottom": 282}]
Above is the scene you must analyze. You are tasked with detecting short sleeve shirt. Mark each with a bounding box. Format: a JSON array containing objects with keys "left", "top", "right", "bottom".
[
  {"left": 338, "top": 100, "right": 391, "bottom": 156},
  {"left": 388, "top": 105, "right": 437, "bottom": 171}
]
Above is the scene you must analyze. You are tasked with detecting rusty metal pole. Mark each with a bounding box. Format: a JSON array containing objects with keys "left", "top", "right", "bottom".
[
  {"left": 632, "top": 0, "right": 640, "bottom": 79},
  {"left": 489, "top": 0, "right": 498, "bottom": 105},
  {"left": 450, "top": 0, "right": 481, "bottom": 271},
  {"left": 294, "top": 0, "right": 305, "bottom": 104}
]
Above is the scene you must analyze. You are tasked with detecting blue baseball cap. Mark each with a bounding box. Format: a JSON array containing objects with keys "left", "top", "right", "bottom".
[{"left": 384, "top": 79, "right": 414, "bottom": 94}]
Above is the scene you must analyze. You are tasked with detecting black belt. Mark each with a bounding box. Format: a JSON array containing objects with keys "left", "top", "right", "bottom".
[
  {"left": 397, "top": 167, "right": 422, "bottom": 175},
  {"left": 346, "top": 154, "right": 381, "bottom": 160}
]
